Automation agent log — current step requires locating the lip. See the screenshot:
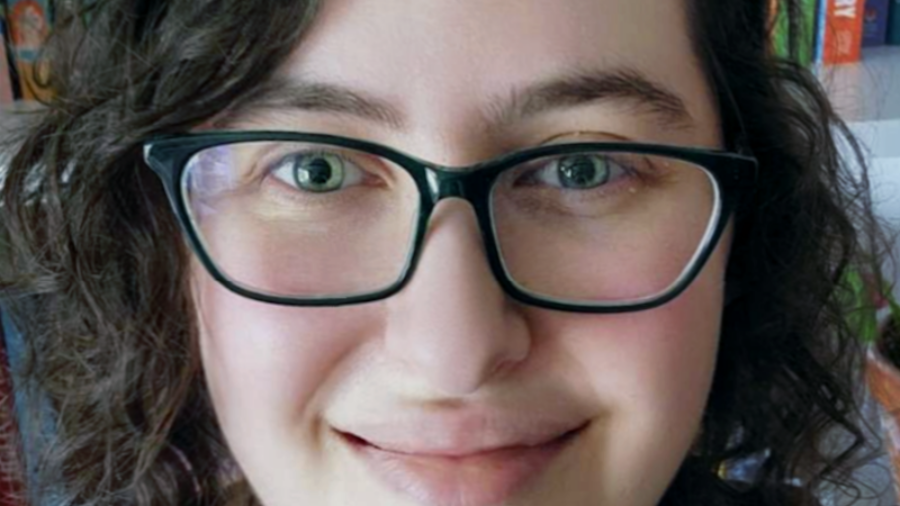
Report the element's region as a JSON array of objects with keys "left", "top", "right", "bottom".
[
  {"left": 333, "top": 410, "right": 587, "bottom": 456},
  {"left": 337, "top": 423, "right": 586, "bottom": 506}
]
